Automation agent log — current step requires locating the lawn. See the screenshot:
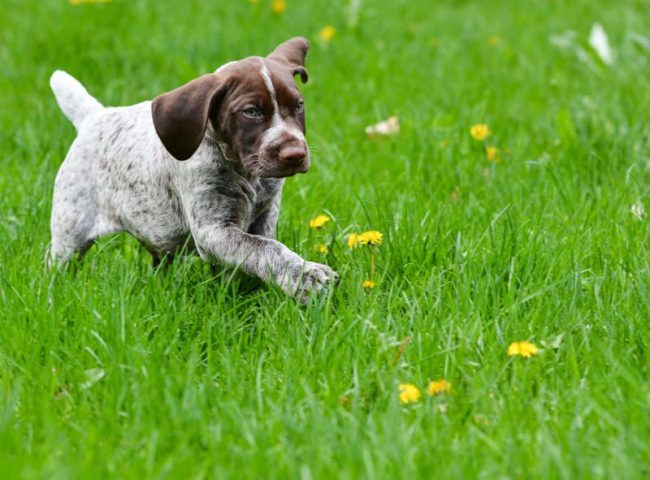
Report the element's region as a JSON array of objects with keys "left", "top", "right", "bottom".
[{"left": 2, "top": 0, "right": 650, "bottom": 478}]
